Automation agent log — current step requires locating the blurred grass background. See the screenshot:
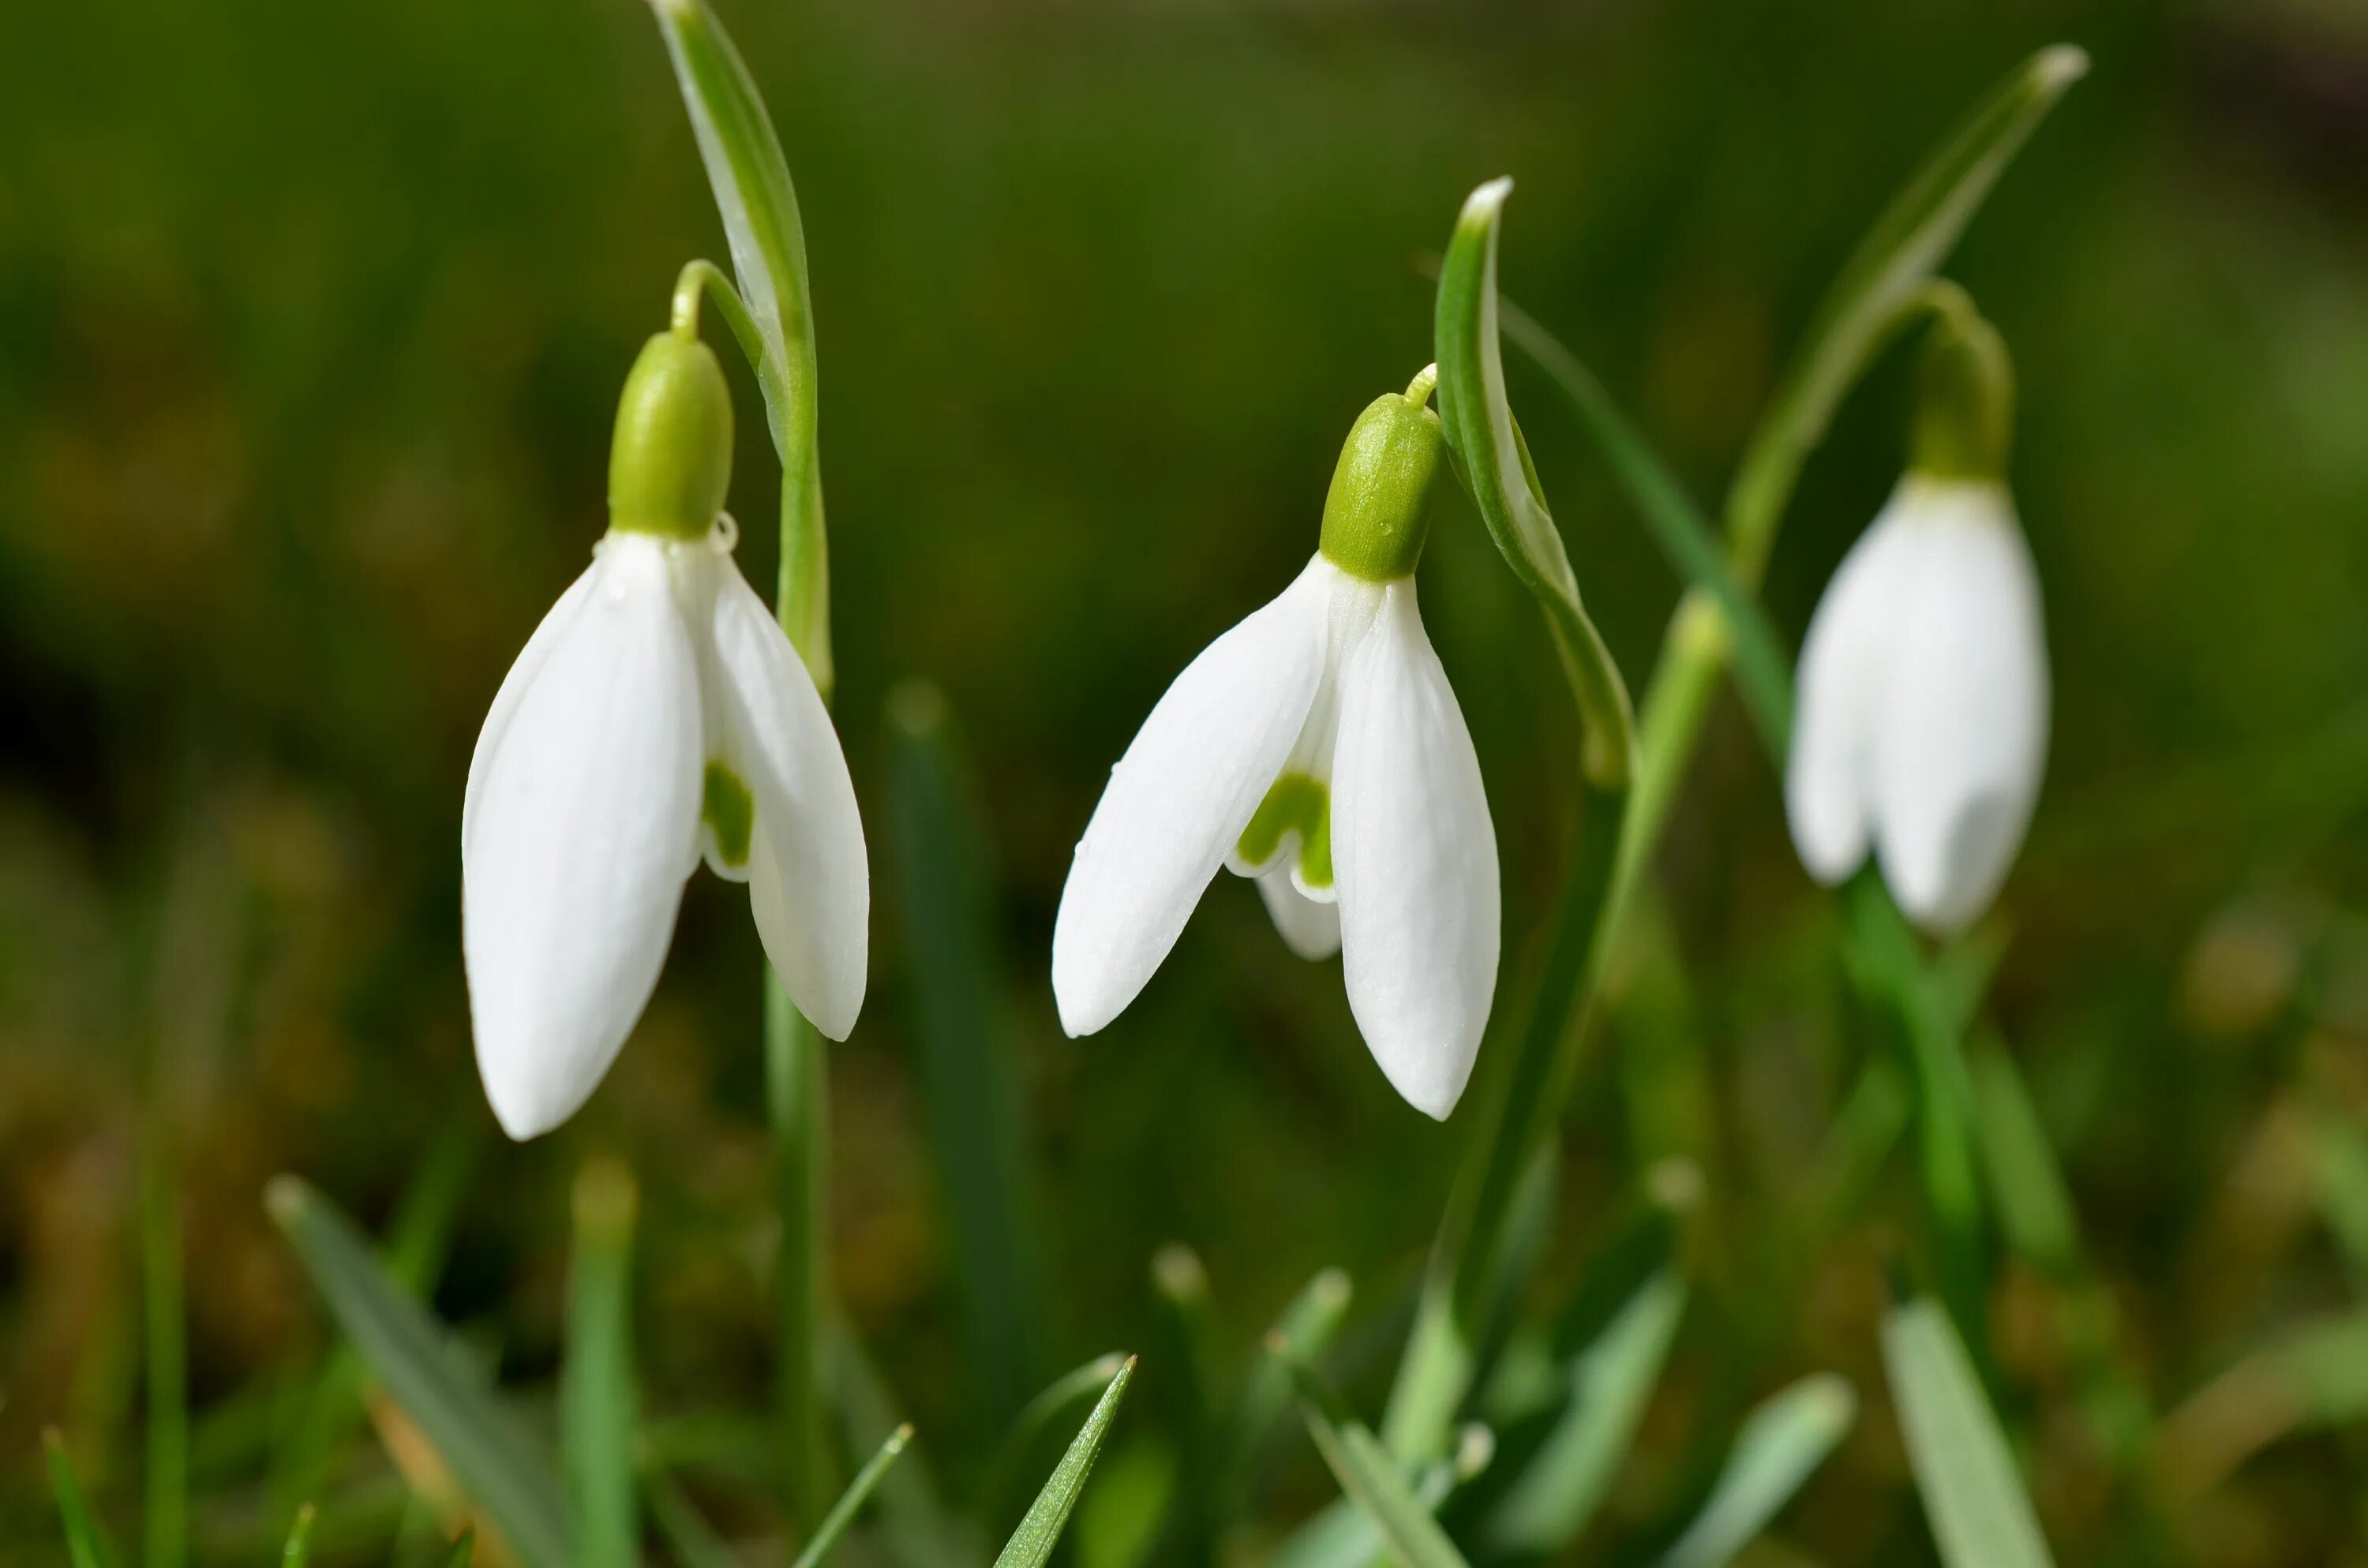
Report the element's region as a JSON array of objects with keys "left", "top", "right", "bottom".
[{"left": 2, "top": 0, "right": 2367, "bottom": 1562}]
